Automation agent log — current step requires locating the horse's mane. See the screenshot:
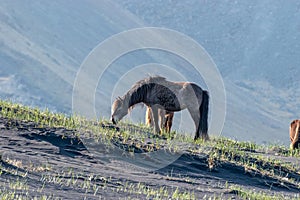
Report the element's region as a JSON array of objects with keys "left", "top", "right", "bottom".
[
  {"left": 130, "top": 76, "right": 166, "bottom": 90},
  {"left": 123, "top": 76, "right": 166, "bottom": 108}
]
